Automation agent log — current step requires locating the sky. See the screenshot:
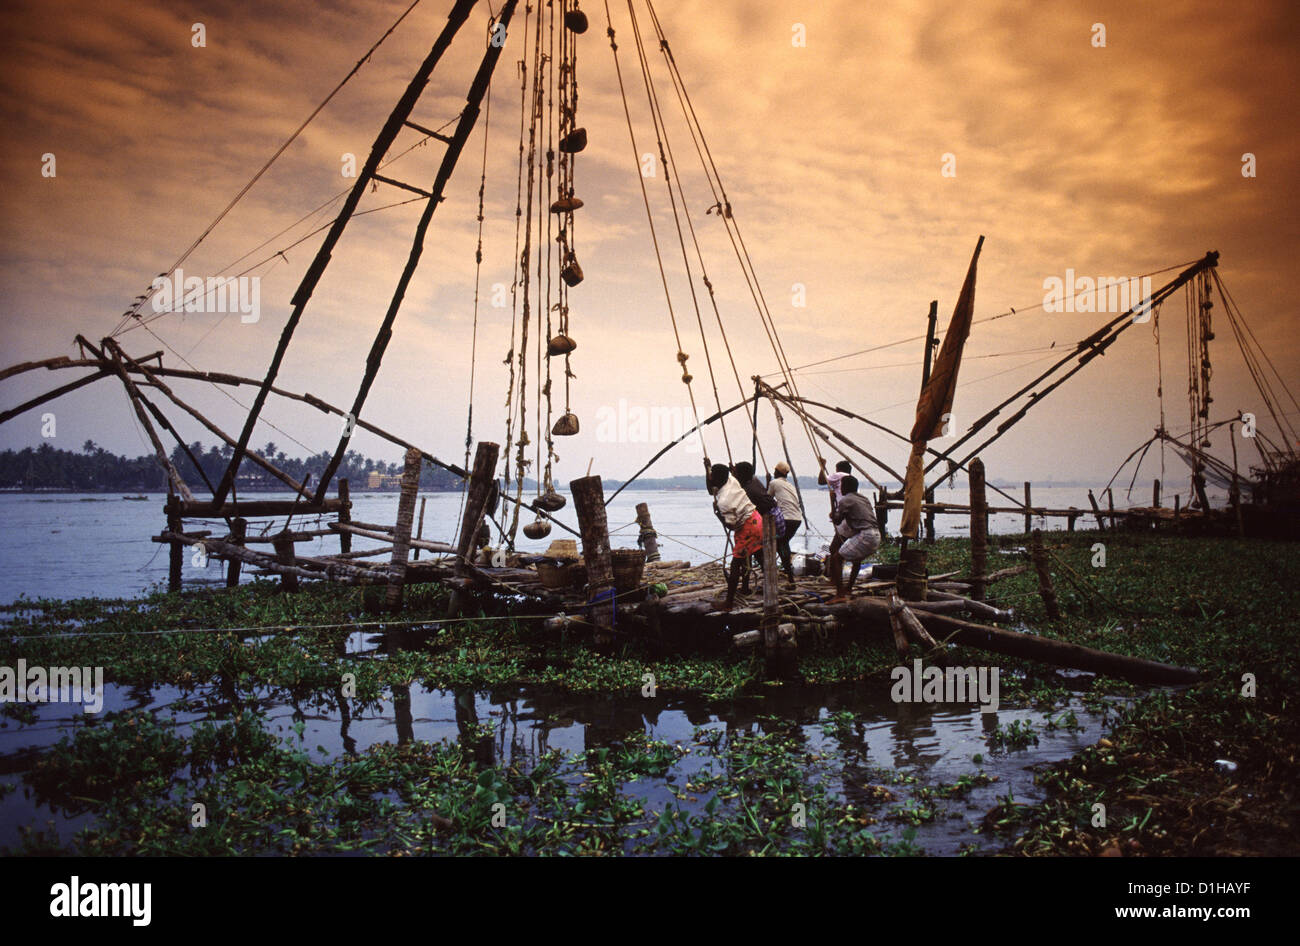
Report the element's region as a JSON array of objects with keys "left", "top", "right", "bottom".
[{"left": 1, "top": 0, "right": 1297, "bottom": 493}]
